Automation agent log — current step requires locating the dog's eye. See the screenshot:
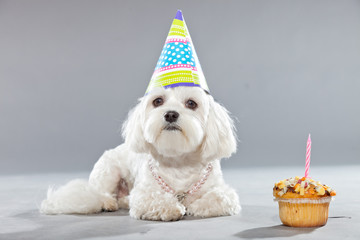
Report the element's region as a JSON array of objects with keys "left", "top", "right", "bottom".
[
  {"left": 153, "top": 97, "right": 164, "bottom": 107},
  {"left": 185, "top": 99, "right": 197, "bottom": 110}
]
